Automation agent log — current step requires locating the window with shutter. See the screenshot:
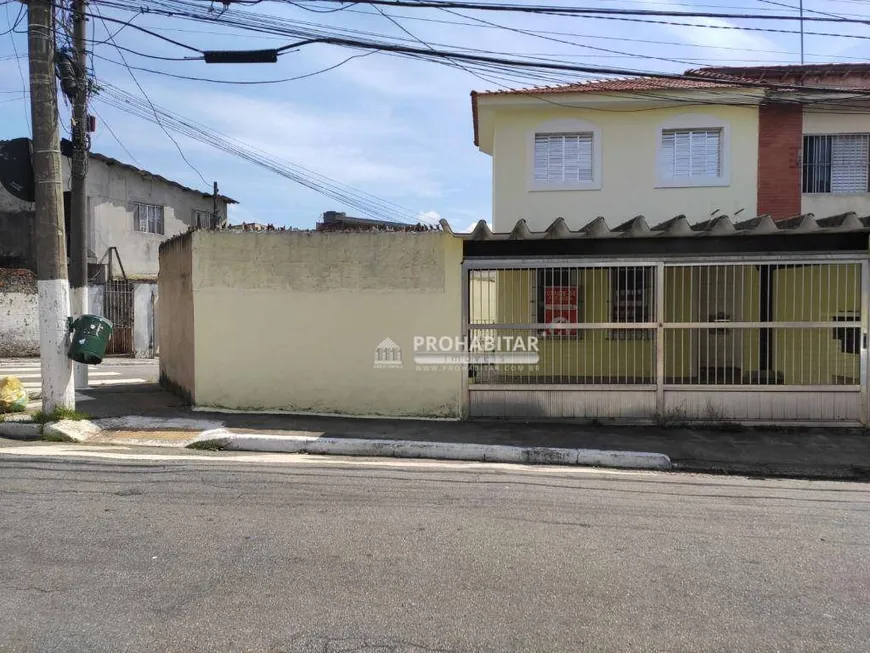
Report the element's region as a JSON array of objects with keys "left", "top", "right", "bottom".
[
  {"left": 803, "top": 134, "right": 870, "bottom": 194},
  {"left": 134, "top": 203, "right": 165, "bottom": 235},
  {"left": 534, "top": 133, "right": 594, "bottom": 184},
  {"left": 660, "top": 128, "right": 722, "bottom": 180}
]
